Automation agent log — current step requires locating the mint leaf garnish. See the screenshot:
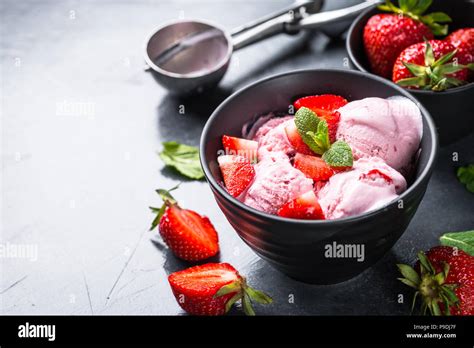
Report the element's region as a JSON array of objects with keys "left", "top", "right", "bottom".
[
  {"left": 440, "top": 230, "right": 474, "bottom": 256},
  {"left": 306, "top": 119, "right": 330, "bottom": 155},
  {"left": 457, "top": 164, "right": 474, "bottom": 193},
  {"left": 322, "top": 140, "right": 353, "bottom": 168},
  {"left": 294, "top": 106, "right": 354, "bottom": 167},
  {"left": 294, "top": 107, "right": 323, "bottom": 154},
  {"left": 159, "top": 141, "right": 204, "bottom": 180}
]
